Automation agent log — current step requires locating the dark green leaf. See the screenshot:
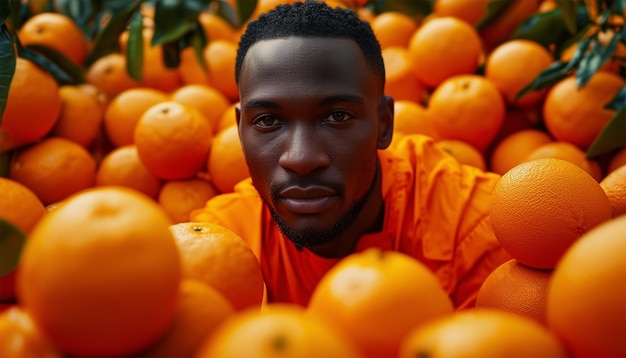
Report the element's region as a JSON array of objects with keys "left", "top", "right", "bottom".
[
  {"left": 516, "top": 61, "right": 571, "bottom": 99},
  {"left": 575, "top": 35, "right": 617, "bottom": 87},
  {"left": 24, "top": 44, "right": 85, "bottom": 84},
  {"left": 161, "top": 40, "right": 181, "bottom": 68},
  {"left": 0, "top": 219, "right": 26, "bottom": 276},
  {"left": 5, "top": 0, "right": 22, "bottom": 30},
  {"left": 556, "top": 23, "right": 595, "bottom": 58},
  {"left": 0, "top": 150, "right": 11, "bottom": 177},
  {"left": 476, "top": 0, "right": 513, "bottom": 30},
  {"left": 564, "top": 35, "right": 593, "bottom": 72},
  {"left": 18, "top": 45, "right": 73, "bottom": 84},
  {"left": 53, "top": 0, "right": 96, "bottom": 29},
  {"left": 0, "top": 25, "right": 16, "bottom": 125},
  {"left": 511, "top": 9, "right": 569, "bottom": 49},
  {"left": 189, "top": 26, "right": 207, "bottom": 71},
  {"left": 604, "top": 86, "right": 626, "bottom": 111},
  {"left": 370, "top": 0, "right": 432, "bottom": 18},
  {"left": 215, "top": 0, "right": 241, "bottom": 28},
  {"left": 555, "top": 0, "right": 579, "bottom": 34},
  {"left": 152, "top": 0, "right": 200, "bottom": 46},
  {"left": 85, "top": 0, "right": 142, "bottom": 66},
  {"left": 126, "top": 10, "right": 143, "bottom": 81},
  {"left": 586, "top": 107, "right": 626, "bottom": 158},
  {"left": 234, "top": 0, "right": 257, "bottom": 26},
  {"left": 613, "top": 0, "right": 625, "bottom": 15}
]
